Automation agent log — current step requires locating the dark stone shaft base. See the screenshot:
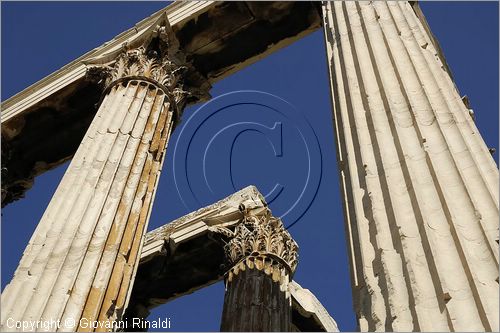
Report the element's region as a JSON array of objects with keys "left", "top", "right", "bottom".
[{"left": 220, "top": 267, "right": 291, "bottom": 332}]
